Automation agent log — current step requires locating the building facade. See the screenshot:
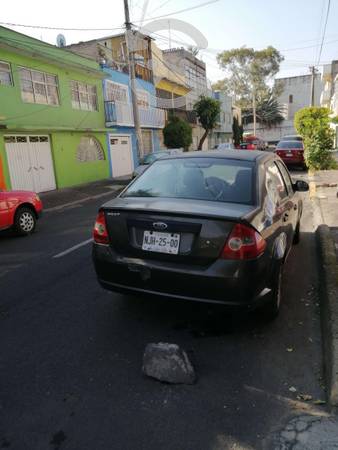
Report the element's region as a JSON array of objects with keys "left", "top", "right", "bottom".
[
  {"left": 67, "top": 33, "right": 166, "bottom": 168},
  {"left": 103, "top": 67, "right": 165, "bottom": 177},
  {"left": 0, "top": 26, "right": 110, "bottom": 192},
  {"left": 162, "top": 48, "right": 209, "bottom": 149},
  {"left": 244, "top": 73, "right": 324, "bottom": 143},
  {"left": 209, "top": 91, "right": 234, "bottom": 147},
  {"left": 320, "top": 61, "right": 338, "bottom": 147}
]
